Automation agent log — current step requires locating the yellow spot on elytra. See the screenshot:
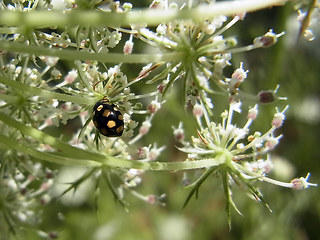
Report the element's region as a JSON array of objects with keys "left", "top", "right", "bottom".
[
  {"left": 96, "top": 105, "right": 103, "bottom": 111},
  {"left": 103, "top": 109, "right": 111, "bottom": 117},
  {"left": 116, "top": 125, "right": 124, "bottom": 133},
  {"left": 107, "top": 120, "right": 116, "bottom": 128},
  {"left": 118, "top": 115, "right": 123, "bottom": 120},
  {"left": 93, "top": 120, "right": 98, "bottom": 127}
]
